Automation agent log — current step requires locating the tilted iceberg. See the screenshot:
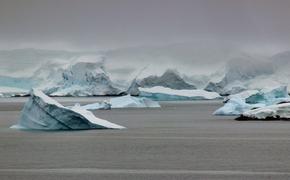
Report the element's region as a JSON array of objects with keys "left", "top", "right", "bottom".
[
  {"left": 237, "top": 103, "right": 290, "bottom": 120},
  {"left": 11, "top": 89, "right": 125, "bottom": 130},
  {"left": 139, "top": 86, "right": 221, "bottom": 101},
  {"left": 81, "top": 95, "right": 160, "bottom": 110}
]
